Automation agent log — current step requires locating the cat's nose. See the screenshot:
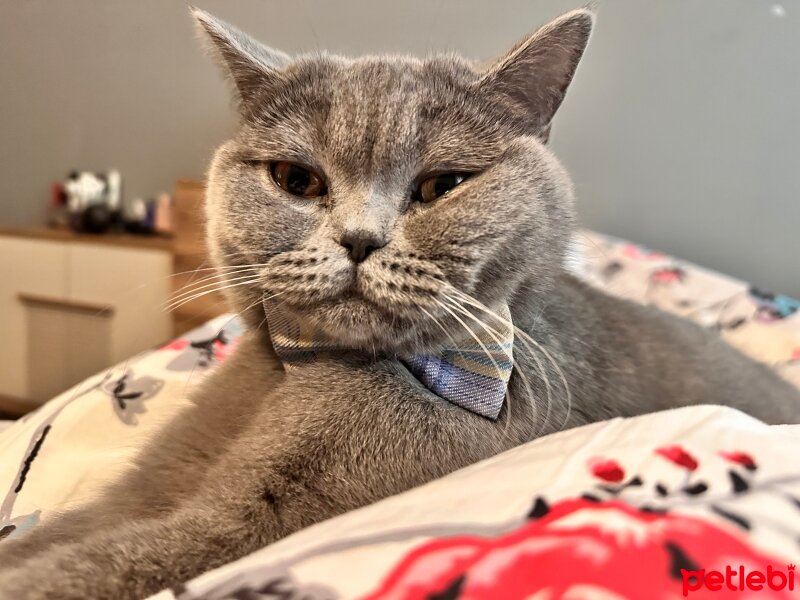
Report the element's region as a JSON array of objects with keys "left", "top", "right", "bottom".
[{"left": 339, "top": 229, "right": 387, "bottom": 263}]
